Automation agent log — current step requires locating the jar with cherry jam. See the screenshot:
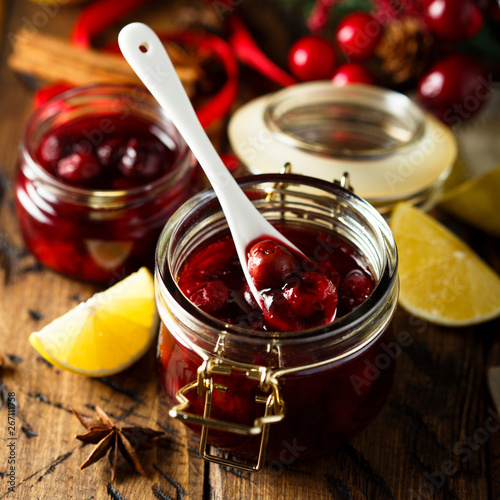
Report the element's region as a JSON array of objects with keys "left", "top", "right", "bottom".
[
  {"left": 155, "top": 174, "right": 398, "bottom": 471},
  {"left": 16, "top": 84, "right": 197, "bottom": 283}
]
